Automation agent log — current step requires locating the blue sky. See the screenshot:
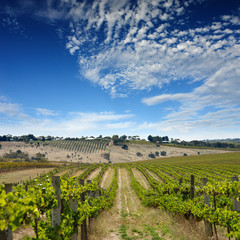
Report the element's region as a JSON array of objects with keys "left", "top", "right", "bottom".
[{"left": 0, "top": 0, "right": 240, "bottom": 141}]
